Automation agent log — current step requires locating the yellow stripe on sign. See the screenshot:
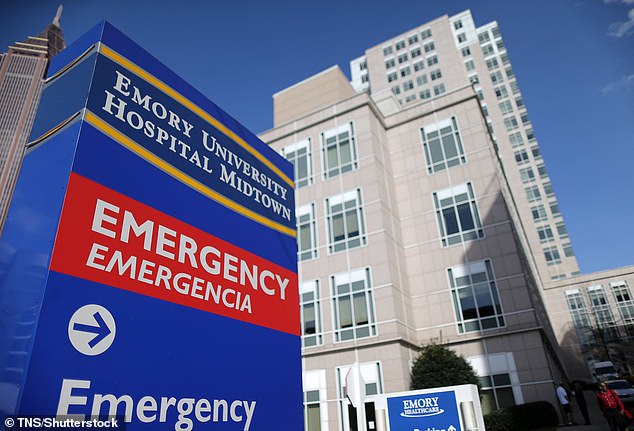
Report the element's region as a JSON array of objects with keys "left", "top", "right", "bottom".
[
  {"left": 98, "top": 44, "right": 294, "bottom": 188},
  {"left": 84, "top": 111, "right": 296, "bottom": 238}
]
